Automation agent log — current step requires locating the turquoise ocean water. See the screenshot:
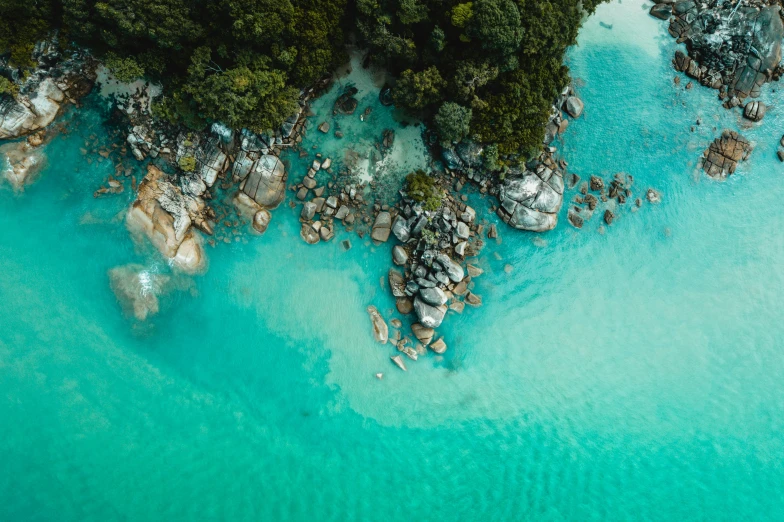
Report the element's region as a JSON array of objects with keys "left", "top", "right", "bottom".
[{"left": 2, "top": 1, "right": 784, "bottom": 520}]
